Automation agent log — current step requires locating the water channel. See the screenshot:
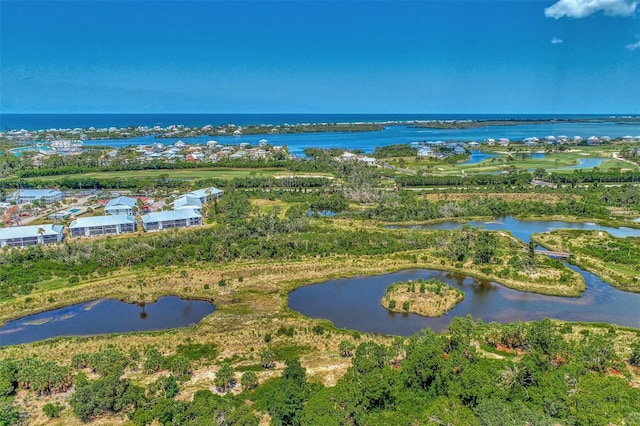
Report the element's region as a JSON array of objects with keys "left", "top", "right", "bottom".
[
  {"left": 289, "top": 217, "right": 640, "bottom": 335},
  {"left": 0, "top": 296, "right": 216, "bottom": 346}
]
